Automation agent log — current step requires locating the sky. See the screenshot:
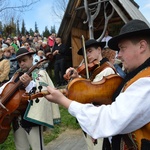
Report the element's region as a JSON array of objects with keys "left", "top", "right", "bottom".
[
  {"left": 20, "top": 0, "right": 150, "bottom": 34},
  {"left": 20, "top": 0, "right": 64, "bottom": 34}
]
